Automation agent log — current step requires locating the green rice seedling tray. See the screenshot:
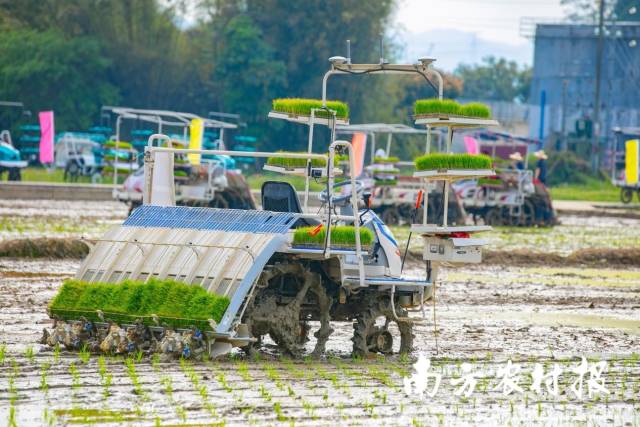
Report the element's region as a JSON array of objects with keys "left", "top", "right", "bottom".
[
  {"left": 266, "top": 154, "right": 327, "bottom": 170},
  {"left": 292, "top": 225, "right": 374, "bottom": 248},
  {"left": 477, "top": 177, "right": 505, "bottom": 187},
  {"left": 415, "top": 153, "right": 492, "bottom": 171},
  {"left": 373, "top": 178, "right": 398, "bottom": 186},
  {"left": 272, "top": 98, "right": 349, "bottom": 120},
  {"left": 48, "top": 279, "right": 230, "bottom": 331},
  {"left": 374, "top": 156, "right": 400, "bottom": 164},
  {"left": 104, "top": 141, "right": 134, "bottom": 150},
  {"left": 414, "top": 99, "right": 492, "bottom": 119}
]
